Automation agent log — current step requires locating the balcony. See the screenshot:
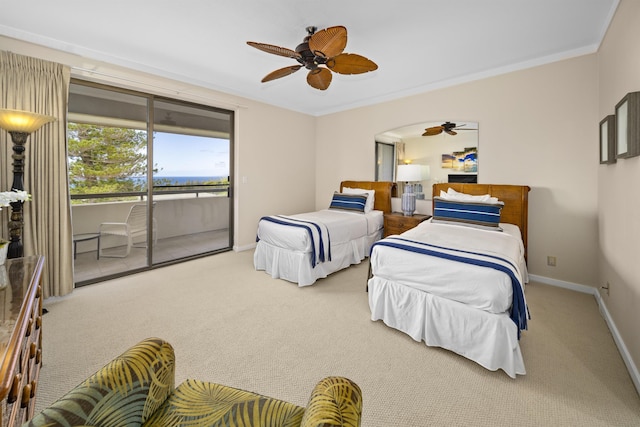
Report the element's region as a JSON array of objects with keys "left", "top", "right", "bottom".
[{"left": 71, "top": 186, "right": 231, "bottom": 285}]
